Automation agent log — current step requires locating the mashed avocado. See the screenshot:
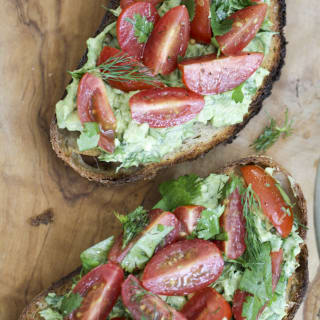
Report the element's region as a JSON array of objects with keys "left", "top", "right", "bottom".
[{"left": 56, "top": 0, "right": 275, "bottom": 169}]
